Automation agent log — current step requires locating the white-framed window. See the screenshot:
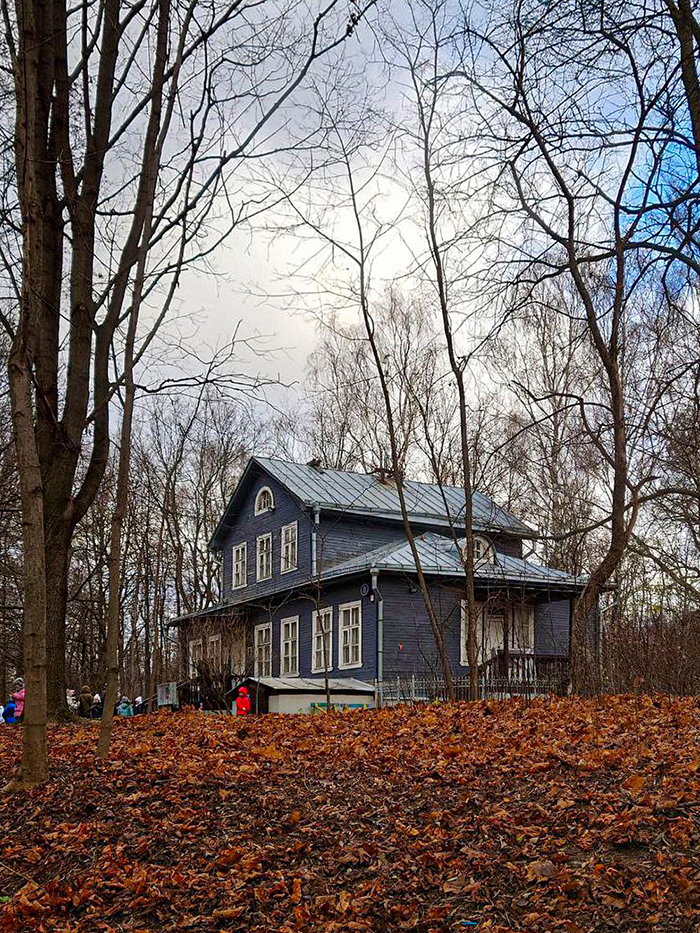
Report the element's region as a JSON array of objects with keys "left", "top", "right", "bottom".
[
  {"left": 311, "top": 607, "right": 333, "bottom": 674},
  {"left": 232, "top": 542, "right": 247, "bottom": 588},
  {"left": 254, "top": 486, "right": 275, "bottom": 515},
  {"left": 207, "top": 634, "right": 222, "bottom": 669},
  {"left": 189, "top": 638, "right": 203, "bottom": 677},
  {"left": 257, "top": 533, "right": 272, "bottom": 581},
  {"left": 460, "top": 601, "right": 469, "bottom": 666},
  {"left": 280, "top": 616, "right": 299, "bottom": 676},
  {"left": 254, "top": 622, "right": 272, "bottom": 677},
  {"left": 338, "top": 601, "right": 362, "bottom": 669},
  {"left": 281, "top": 522, "right": 298, "bottom": 573}
]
